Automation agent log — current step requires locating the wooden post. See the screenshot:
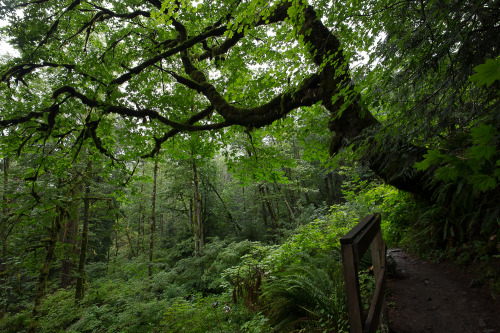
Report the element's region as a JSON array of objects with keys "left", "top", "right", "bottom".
[
  {"left": 340, "top": 213, "right": 387, "bottom": 333},
  {"left": 341, "top": 244, "right": 363, "bottom": 332}
]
